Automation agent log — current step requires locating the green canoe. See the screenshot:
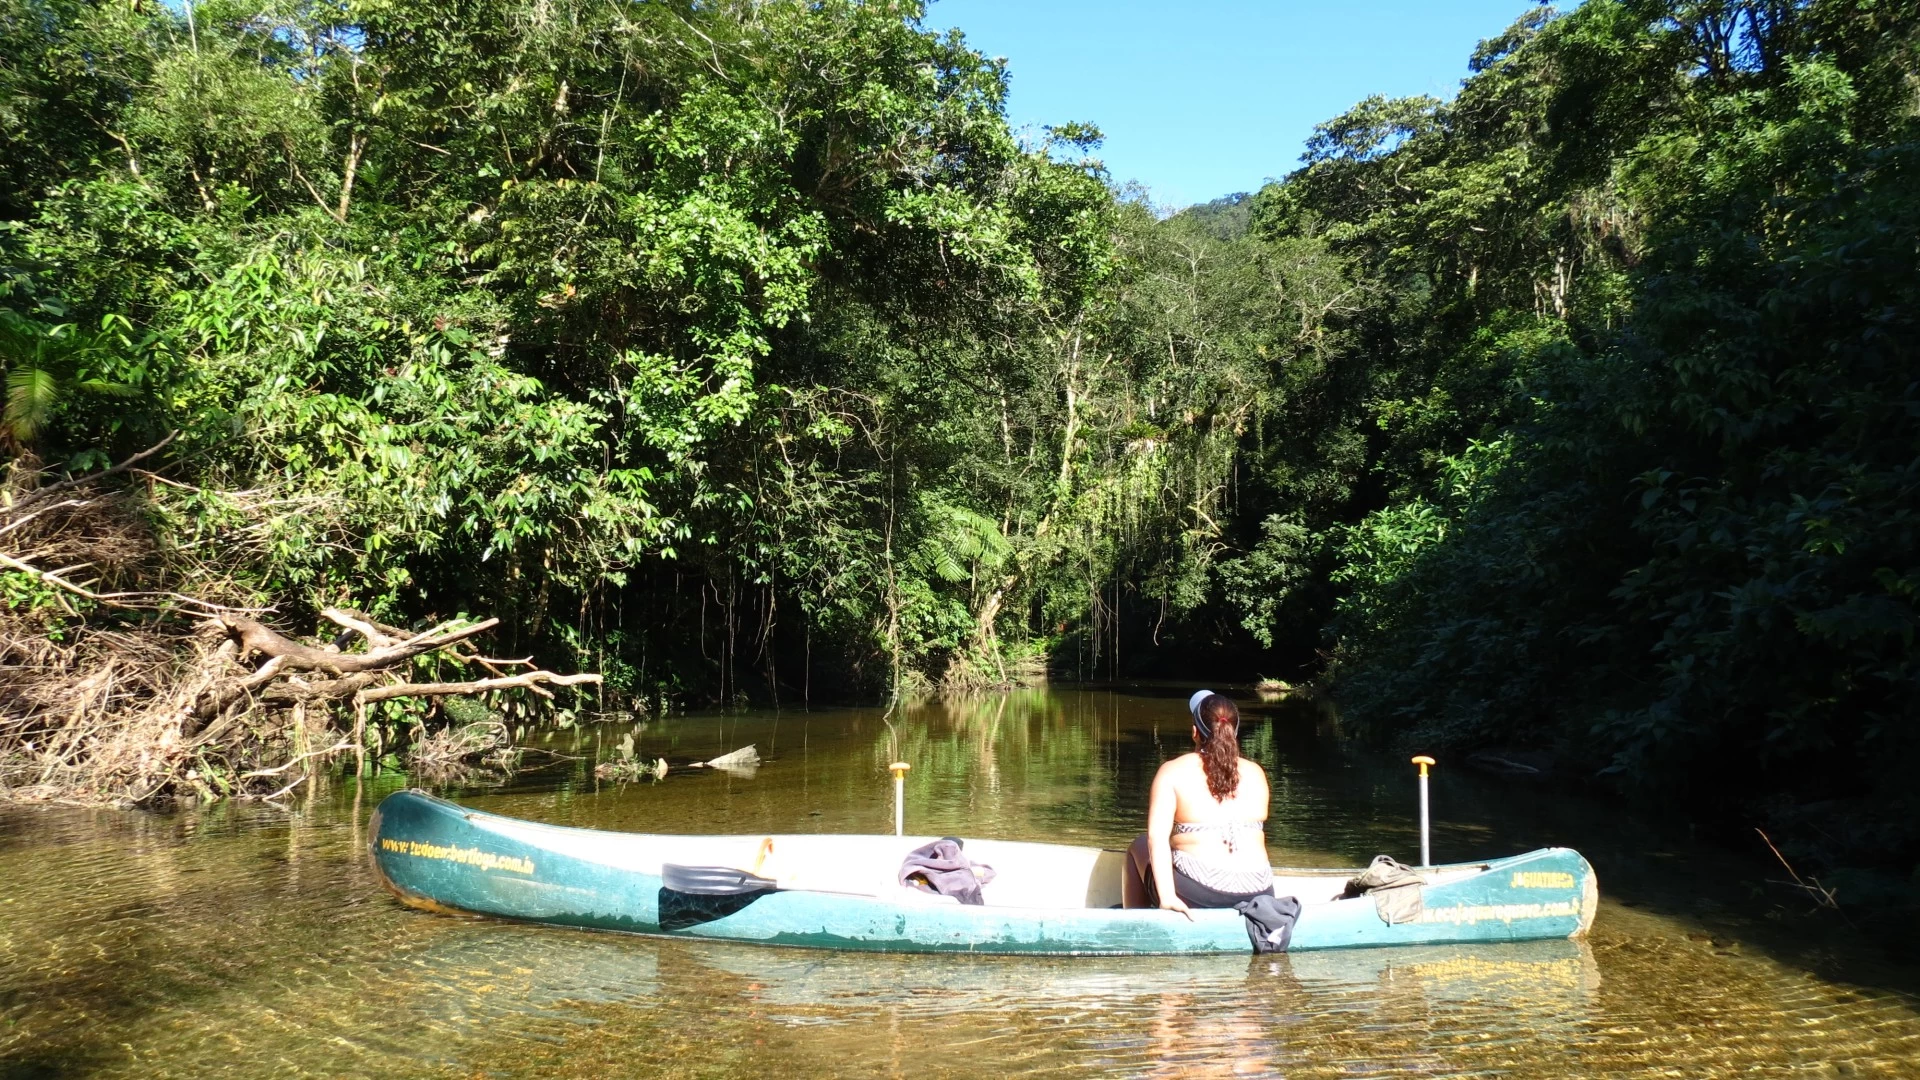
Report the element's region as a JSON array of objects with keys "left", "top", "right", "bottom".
[{"left": 369, "top": 789, "right": 1599, "bottom": 955}]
